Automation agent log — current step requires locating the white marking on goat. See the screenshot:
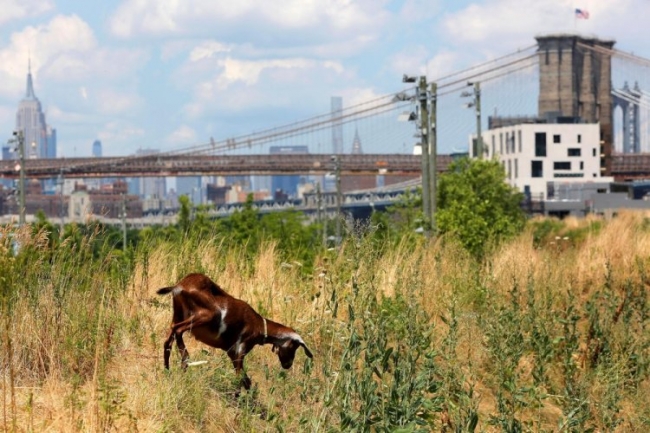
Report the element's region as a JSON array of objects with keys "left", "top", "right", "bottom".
[
  {"left": 172, "top": 287, "right": 182, "bottom": 296},
  {"left": 283, "top": 332, "right": 304, "bottom": 344},
  {"left": 218, "top": 308, "right": 228, "bottom": 336},
  {"left": 235, "top": 336, "right": 243, "bottom": 355}
]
